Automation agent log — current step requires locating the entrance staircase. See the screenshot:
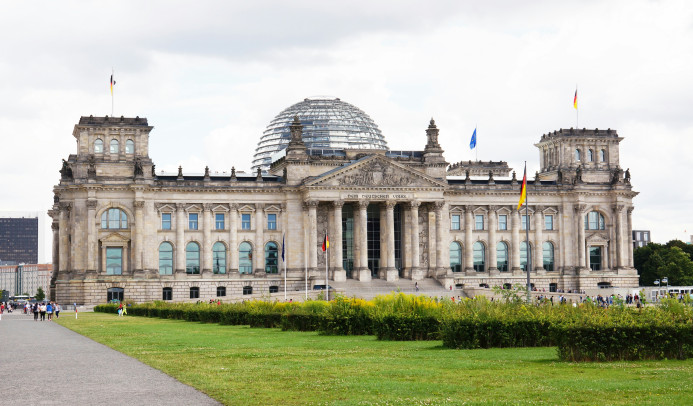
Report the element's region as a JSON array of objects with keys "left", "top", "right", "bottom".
[{"left": 329, "top": 278, "right": 456, "bottom": 300}]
